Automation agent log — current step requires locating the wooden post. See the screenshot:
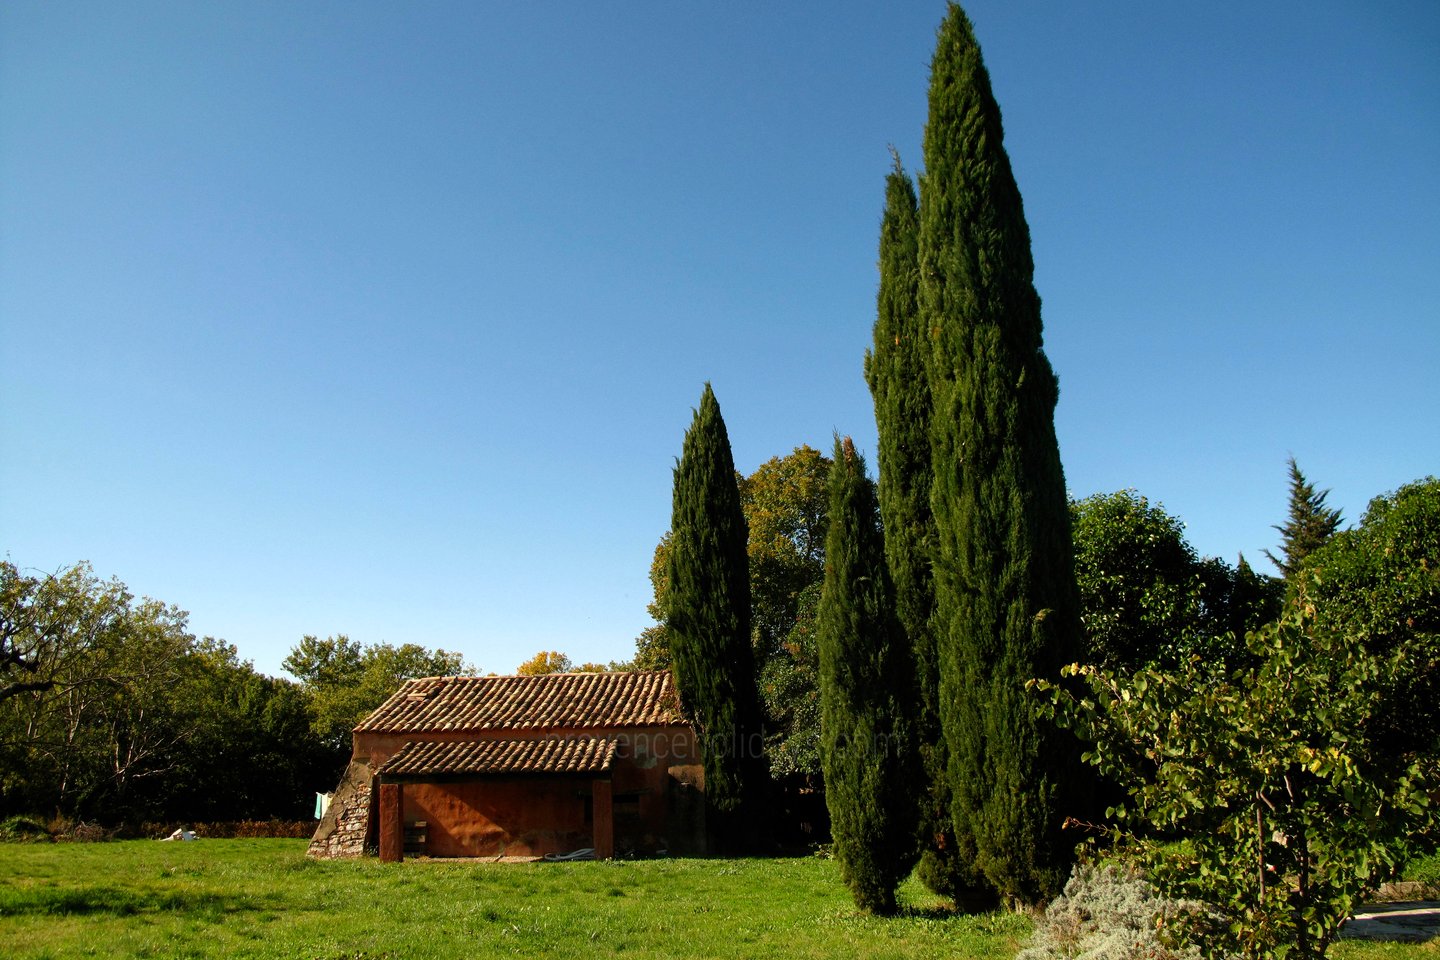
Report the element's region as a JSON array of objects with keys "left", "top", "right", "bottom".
[
  {"left": 379, "top": 782, "right": 404, "bottom": 863},
  {"left": 592, "top": 778, "right": 614, "bottom": 860}
]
